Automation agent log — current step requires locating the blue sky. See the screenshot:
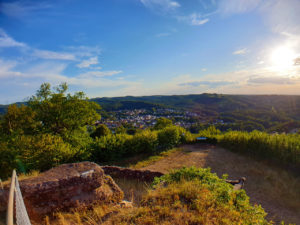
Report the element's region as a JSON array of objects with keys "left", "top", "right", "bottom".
[{"left": 0, "top": 0, "right": 299, "bottom": 103}]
